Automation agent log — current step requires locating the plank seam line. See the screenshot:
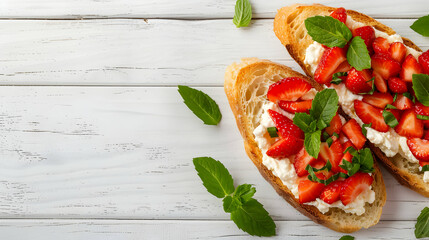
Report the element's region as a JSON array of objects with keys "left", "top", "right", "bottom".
[
  {"left": 0, "top": 17, "right": 418, "bottom": 21},
  {"left": 0, "top": 218, "right": 416, "bottom": 222}
]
